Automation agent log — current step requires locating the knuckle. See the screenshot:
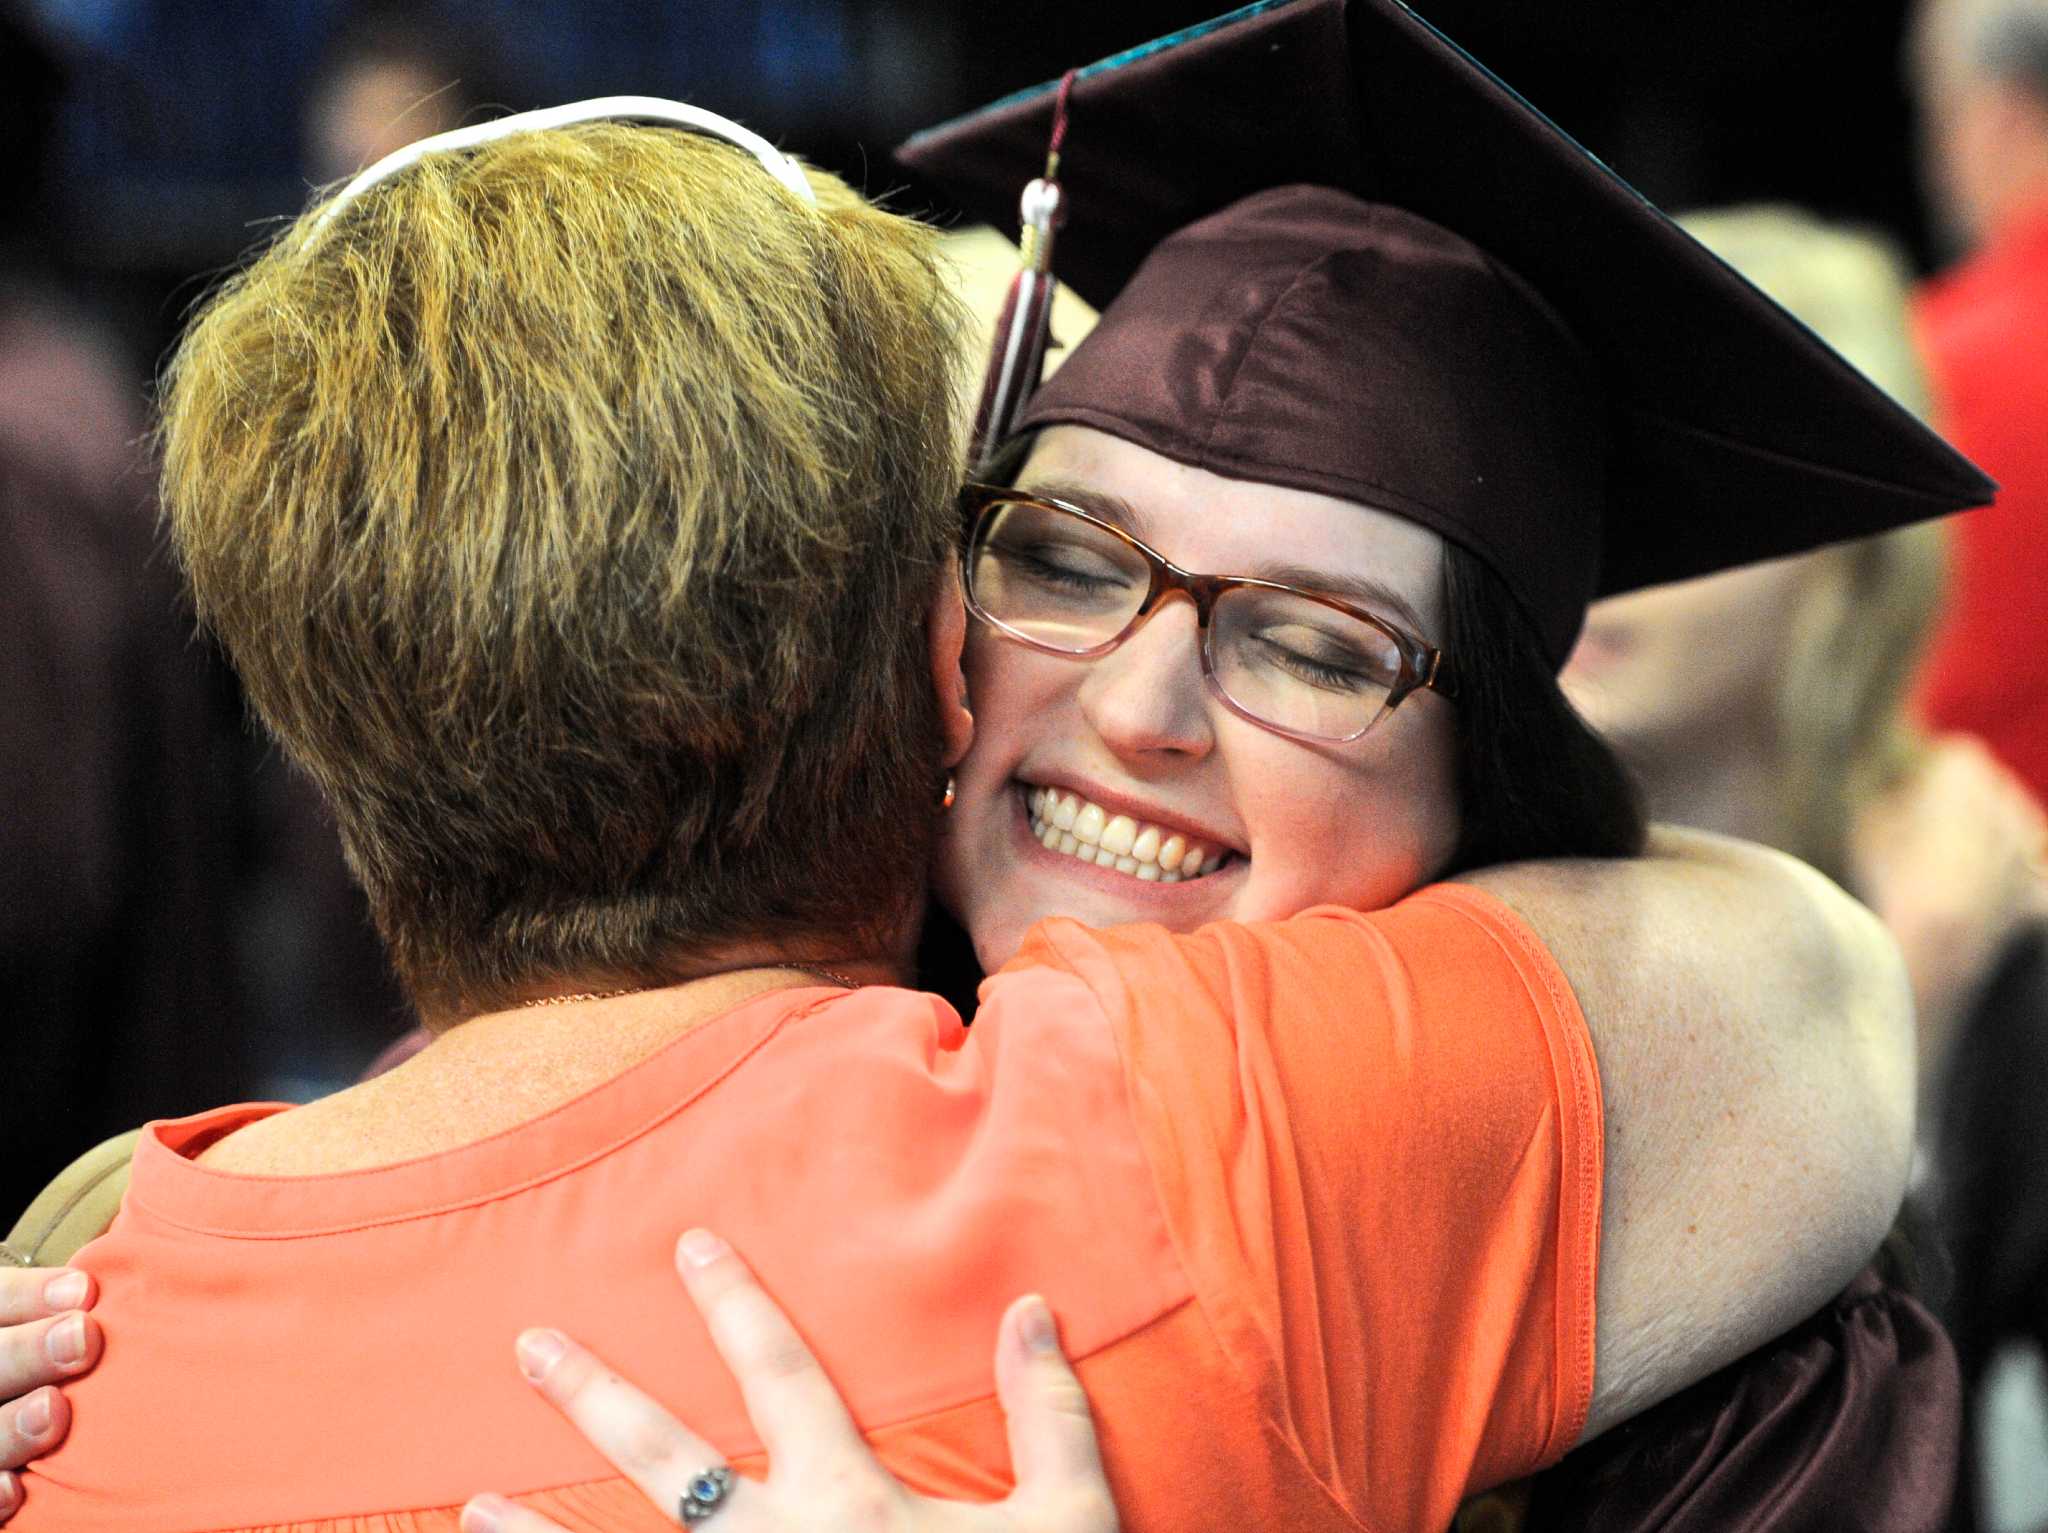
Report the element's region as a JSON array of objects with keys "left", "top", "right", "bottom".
[
  {"left": 0, "top": 1330, "right": 33, "bottom": 1395},
  {"left": 0, "top": 1399, "right": 51, "bottom": 1470},
  {"left": 607, "top": 1390, "right": 685, "bottom": 1476},
  {"left": 719, "top": 1291, "right": 814, "bottom": 1379},
  {"left": 1036, "top": 1372, "right": 1095, "bottom": 1422},
  {"left": 825, "top": 1474, "right": 896, "bottom": 1533},
  {"left": 0, "top": 1276, "right": 36, "bottom": 1326},
  {"left": 751, "top": 1329, "right": 817, "bottom": 1383}
]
